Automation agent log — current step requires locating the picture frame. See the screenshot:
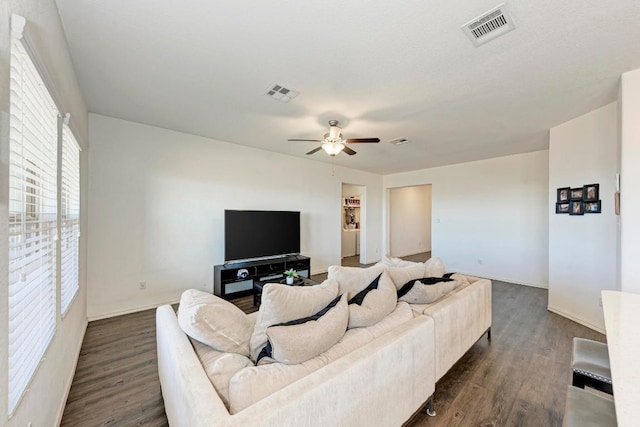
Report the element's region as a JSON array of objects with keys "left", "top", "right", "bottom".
[
  {"left": 556, "top": 202, "right": 570, "bottom": 214},
  {"left": 569, "top": 200, "right": 584, "bottom": 215},
  {"left": 584, "top": 200, "right": 601, "bottom": 214},
  {"left": 583, "top": 183, "right": 599, "bottom": 202},
  {"left": 557, "top": 187, "right": 570, "bottom": 203},
  {"left": 570, "top": 188, "right": 584, "bottom": 201}
]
